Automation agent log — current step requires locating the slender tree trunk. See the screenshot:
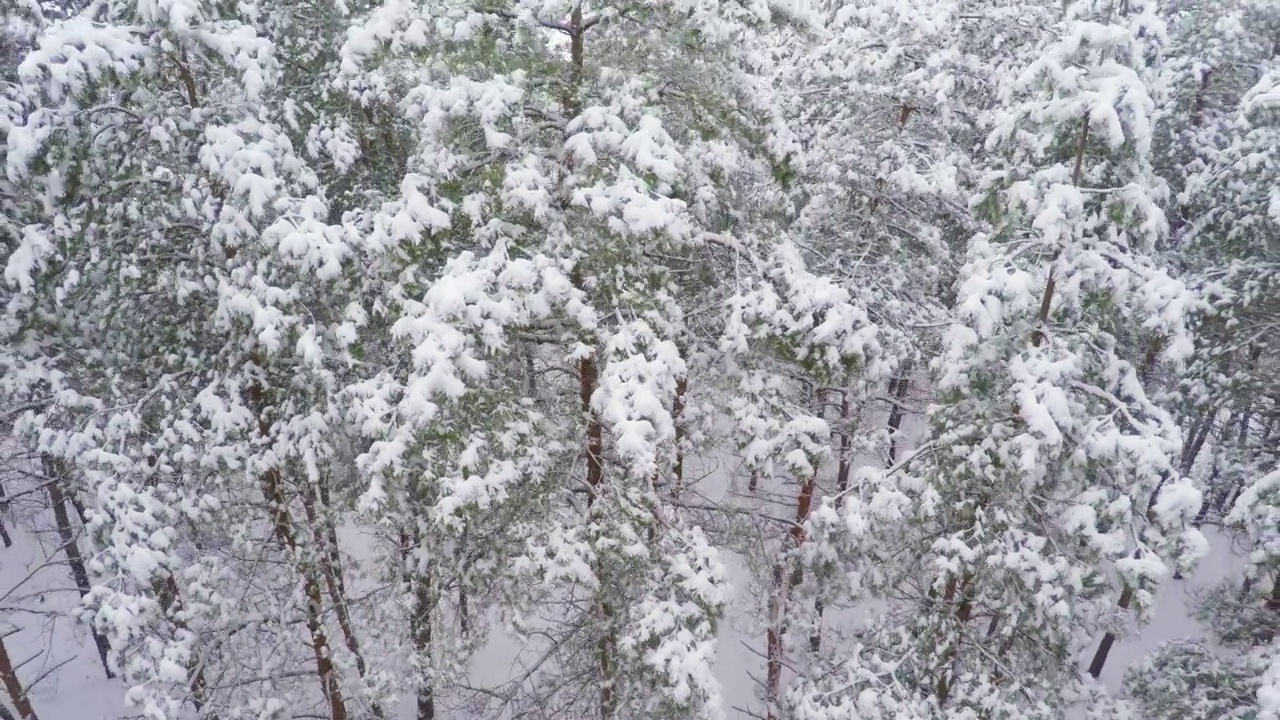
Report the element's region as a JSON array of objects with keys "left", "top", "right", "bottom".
[
  {"left": 249, "top": 369, "right": 348, "bottom": 720},
  {"left": 933, "top": 569, "right": 976, "bottom": 708},
  {"left": 457, "top": 526, "right": 472, "bottom": 638},
  {"left": 1087, "top": 587, "right": 1132, "bottom": 678},
  {"left": 672, "top": 376, "right": 687, "bottom": 503},
  {"left": 768, "top": 438, "right": 818, "bottom": 720},
  {"left": 1181, "top": 416, "right": 1213, "bottom": 476},
  {"left": 41, "top": 455, "right": 113, "bottom": 679},
  {"left": 0, "top": 634, "right": 37, "bottom": 720},
  {"left": 885, "top": 362, "right": 912, "bottom": 465},
  {"left": 765, "top": 562, "right": 787, "bottom": 720},
  {"left": 414, "top": 583, "right": 436, "bottom": 720},
  {"left": 813, "top": 389, "right": 855, "bottom": 653},
  {"left": 1087, "top": 548, "right": 1143, "bottom": 678},
  {"left": 572, "top": 272, "right": 616, "bottom": 718},
  {"left": 560, "top": 10, "right": 618, "bottom": 718},
  {"left": 835, "top": 391, "right": 852, "bottom": 497},
  {"left": 300, "top": 478, "right": 382, "bottom": 718},
  {"left": 579, "top": 344, "right": 616, "bottom": 719},
  {"left": 157, "top": 575, "right": 214, "bottom": 716},
  {"left": 260, "top": 465, "right": 347, "bottom": 720},
  {"left": 1031, "top": 112, "right": 1090, "bottom": 347},
  {"left": 402, "top": 529, "right": 436, "bottom": 720}
]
